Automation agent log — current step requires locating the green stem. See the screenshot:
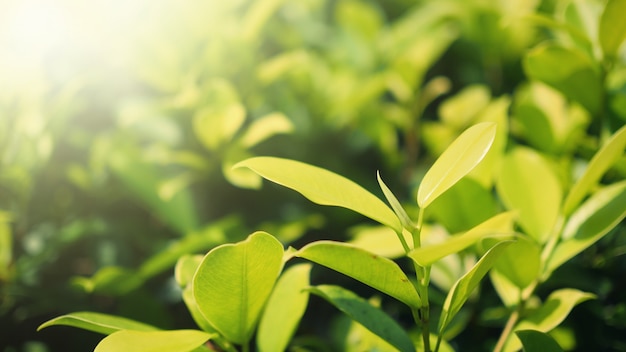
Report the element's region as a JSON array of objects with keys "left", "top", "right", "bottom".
[
  {"left": 411, "top": 207, "right": 431, "bottom": 352},
  {"left": 493, "top": 305, "right": 521, "bottom": 352}
]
